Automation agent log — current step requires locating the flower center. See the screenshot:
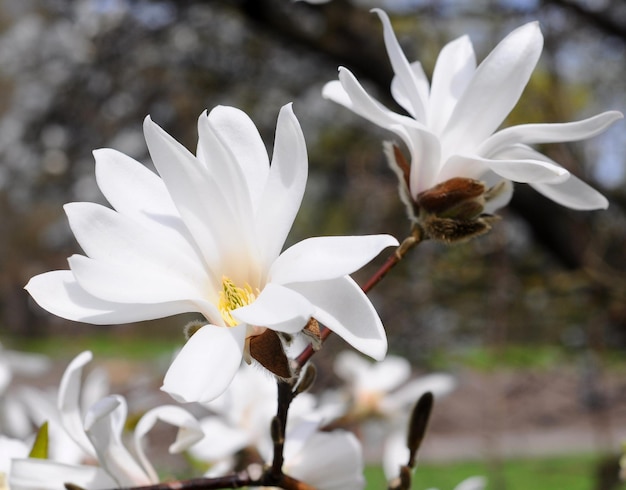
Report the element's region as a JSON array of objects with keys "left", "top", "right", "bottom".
[{"left": 218, "top": 276, "right": 257, "bottom": 327}]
